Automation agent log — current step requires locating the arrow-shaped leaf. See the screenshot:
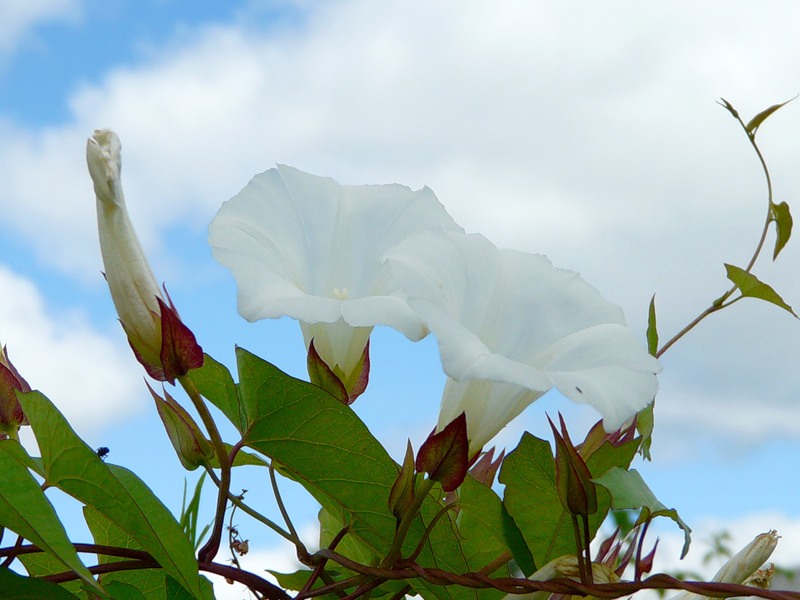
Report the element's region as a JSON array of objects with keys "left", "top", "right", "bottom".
[
  {"left": 724, "top": 264, "right": 797, "bottom": 317},
  {"left": 594, "top": 466, "right": 691, "bottom": 558},
  {"left": 0, "top": 441, "right": 97, "bottom": 592}
]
